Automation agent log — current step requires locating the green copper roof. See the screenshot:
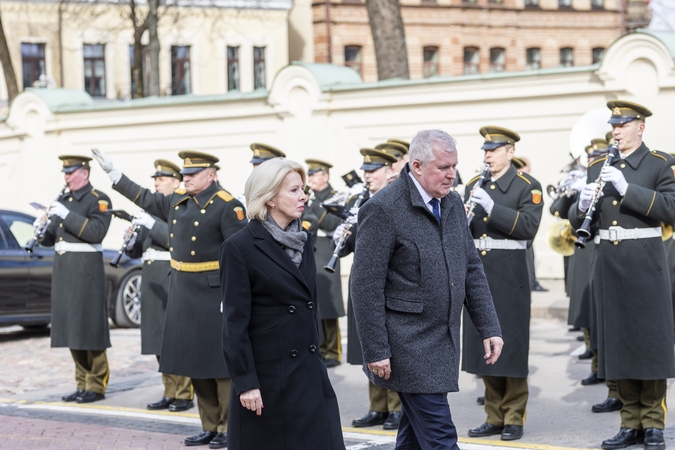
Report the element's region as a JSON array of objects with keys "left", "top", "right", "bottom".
[
  {"left": 290, "top": 61, "right": 363, "bottom": 89},
  {"left": 633, "top": 29, "right": 675, "bottom": 61}
]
